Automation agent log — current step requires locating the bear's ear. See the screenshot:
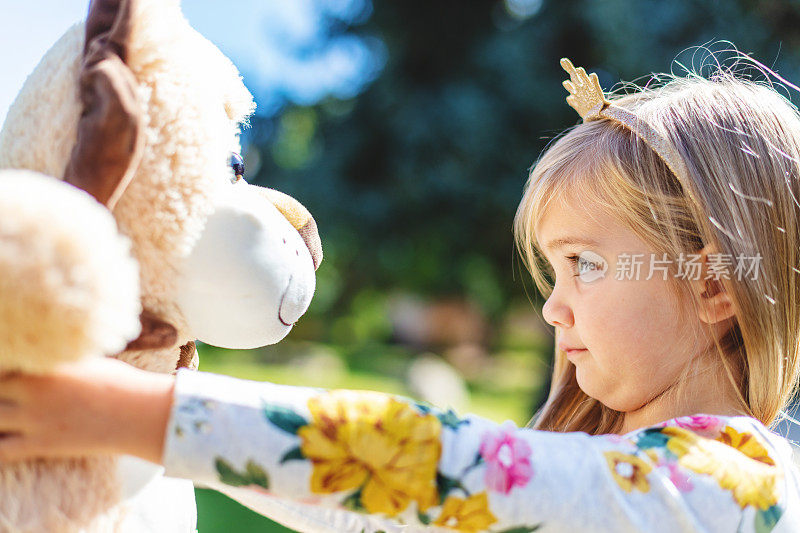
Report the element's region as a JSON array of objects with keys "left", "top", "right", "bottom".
[{"left": 64, "top": 0, "right": 143, "bottom": 210}]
